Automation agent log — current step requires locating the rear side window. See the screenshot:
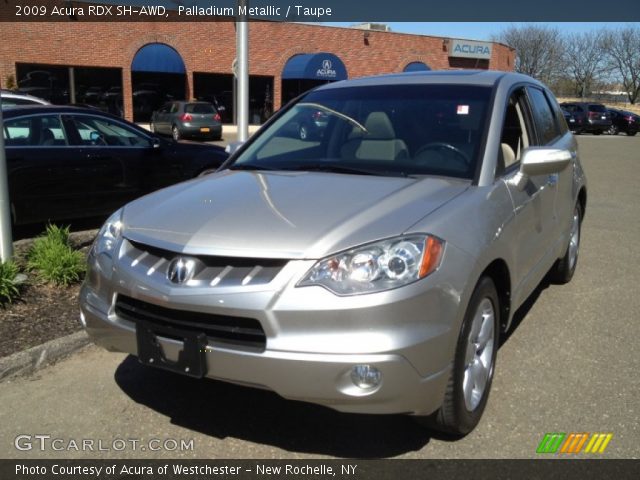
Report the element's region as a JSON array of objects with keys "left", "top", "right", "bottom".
[
  {"left": 3, "top": 115, "right": 67, "bottom": 146},
  {"left": 588, "top": 104, "right": 606, "bottom": 113},
  {"left": 527, "top": 87, "right": 560, "bottom": 145},
  {"left": 186, "top": 103, "right": 216, "bottom": 114}
]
